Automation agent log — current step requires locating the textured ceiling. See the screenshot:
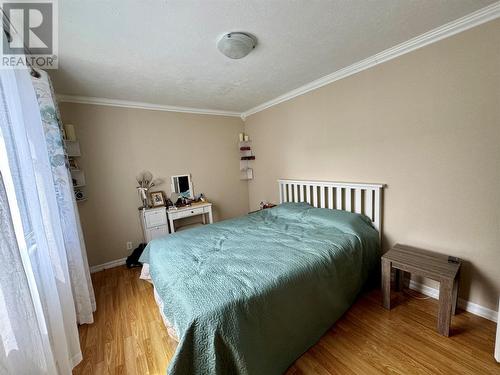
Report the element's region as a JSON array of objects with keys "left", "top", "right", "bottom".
[{"left": 52, "top": 0, "right": 496, "bottom": 112}]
